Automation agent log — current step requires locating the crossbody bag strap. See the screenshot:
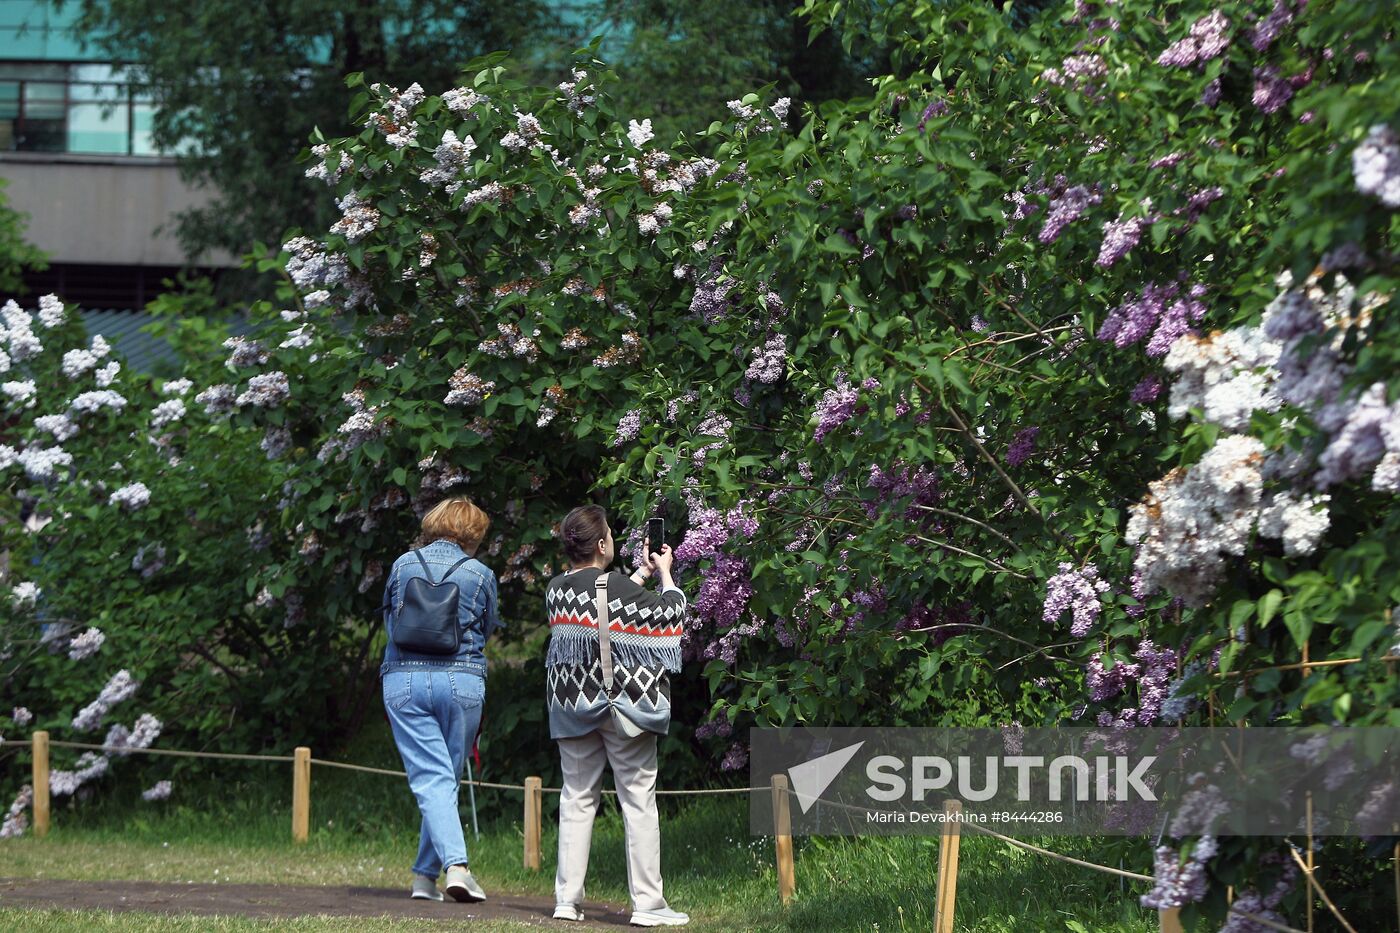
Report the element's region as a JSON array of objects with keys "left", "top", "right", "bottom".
[{"left": 594, "top": 575, "right": 615, "bottom": 692}]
